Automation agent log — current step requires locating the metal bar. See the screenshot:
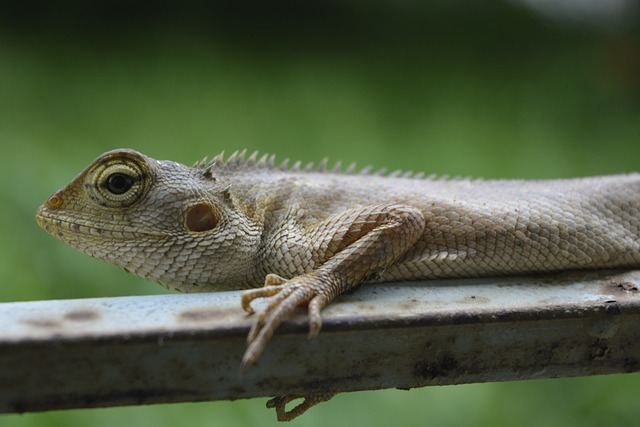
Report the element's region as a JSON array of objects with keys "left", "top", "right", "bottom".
[{"left": 1, "top": 270, "right": 639, "bottom": 413}]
